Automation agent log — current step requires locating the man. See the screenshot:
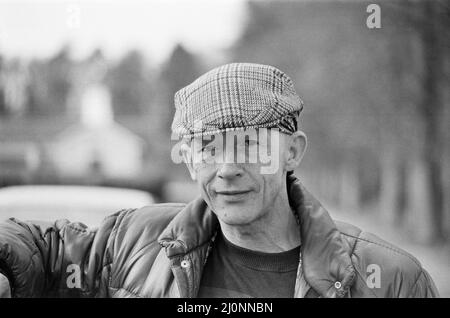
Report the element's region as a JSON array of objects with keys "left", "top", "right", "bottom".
[{"left": 0, "top": 63, "right": 439, "bottom": 298}]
